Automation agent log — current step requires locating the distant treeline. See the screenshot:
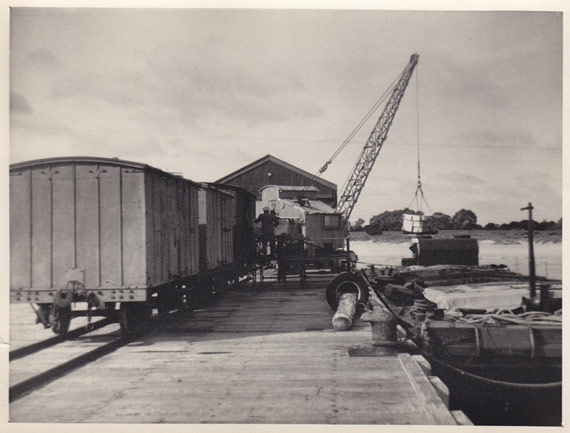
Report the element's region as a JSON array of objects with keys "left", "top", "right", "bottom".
[{"left": 350, "top": 208, "right": 562, "bottom": 234}]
